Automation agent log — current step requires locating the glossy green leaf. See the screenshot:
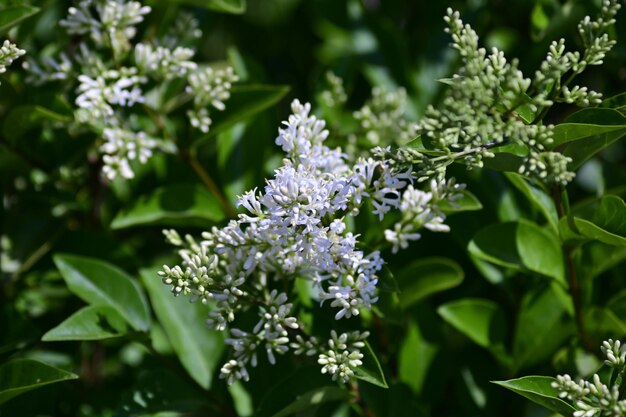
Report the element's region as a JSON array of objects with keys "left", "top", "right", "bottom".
[
  {"left": 353, "top": 341, "right": 388, "bottom": 388},
  {"left": 396, "top": 257, "right": 464, "bottom": 309},
  {"left": 437, "top": 299, "right": 507, "bottom": 350},
  {"left": 0, "top": 359, "right": 78, "bottom": 405},
  {"left": 468, "top": 220, "right": 565, "bottom": 283},
  {"left": 505, "top": 173, "right": 558, "bottom": 230},
  {"left": 42, "top": 305, "right": 128, "bottom": 341},
  {"left": 111, "top": 183, "right": 225, "bottom": 229},
  {"left": 141, "top": 268, "right": 224, "bottom": 390},
  {"left": 551, "top": 109, "right": 626, "bottom": 169},
  {"left": 167, "top": 0, "right": 246, "bottom": 14},
  {"left": 438, "top": 190, "right": 482, "bottom": 214},
  {"left": 269, "top": 386, "right": 349, "bottom": 417},
  {"left": 513, "top": 285, "right": 573, "bottom": 370},
  {"left": 54, "top": 254, "right": 151, "bottom": 332},
  {"left": 0, "top": 5, "right": 40, "bottom": 33},
  {"left": 194, "top": 84, "right": 290, "bottom": 146},
  {"left": 493, "top": 376, "right": 576, "bottom": 415}
]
